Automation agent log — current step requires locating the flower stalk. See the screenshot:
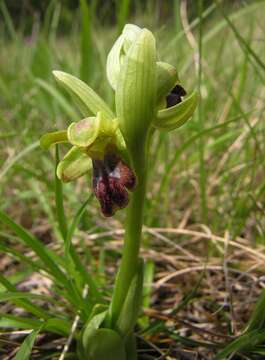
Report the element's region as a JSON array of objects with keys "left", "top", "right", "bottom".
[{"left": 110, "top": 144, "right": 148, "bottom": 326}]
